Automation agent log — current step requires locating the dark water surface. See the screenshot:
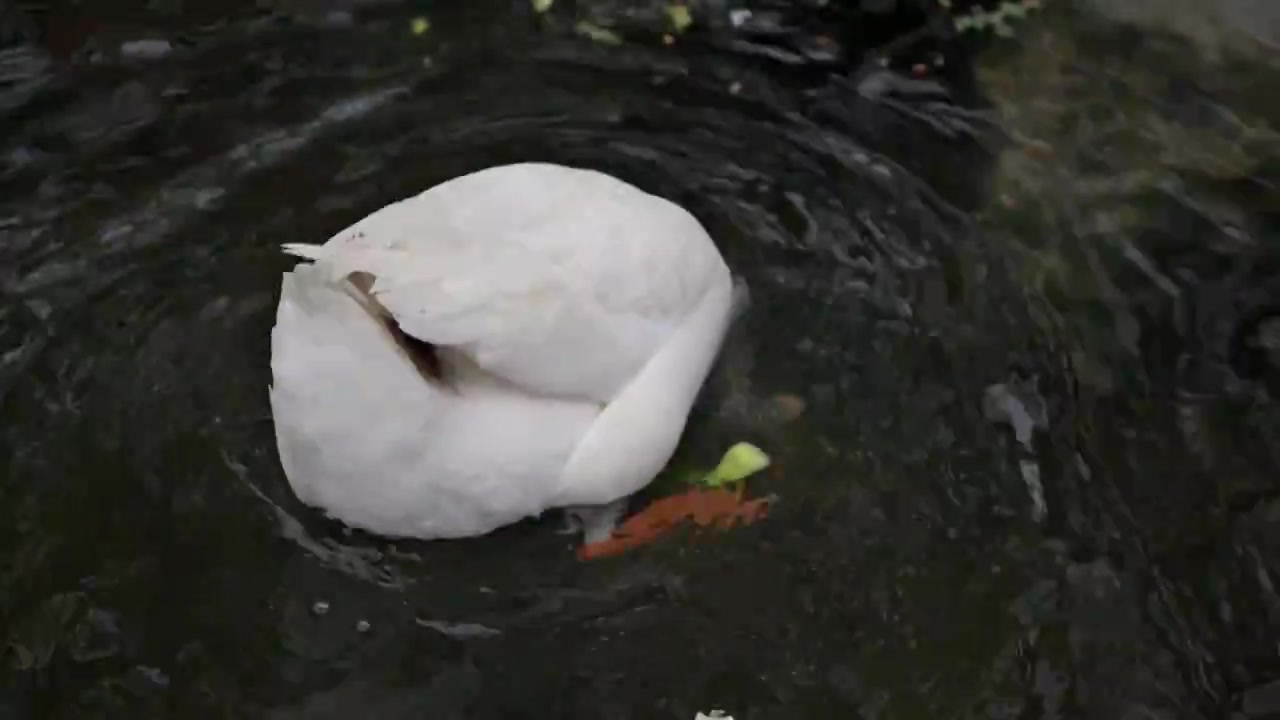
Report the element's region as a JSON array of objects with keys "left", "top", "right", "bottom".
[{"left": 3, "top": 1, "right": 1280, "bottom": 717}]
